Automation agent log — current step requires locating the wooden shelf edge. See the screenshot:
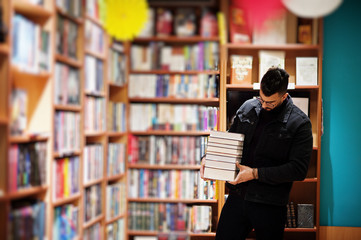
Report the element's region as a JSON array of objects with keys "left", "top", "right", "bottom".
[
  {"left": 129, "top": 97, "right": 220, "bottom": 104},
  {"left": 85, "top": 49, "right": 106, "bottom": 60},
  {"left": 106, "top": 174, "right": 126, "bottom": 182},
  {"left": 12, "top": 66, "right": 52, "bottom": 80},
  {"left": 0, "top": 117, "right": 8, "bottom": 125},
  {"left": 106, "top": 214, "right": 125, "bottom": 225},
  {"left": 225, "top": 43, "right": 320, "bottom": 50},
  {"left": 53, "top": 150, "right": 82, "bottom": 158},
  {"left": 128, "top": 164, "right": 201, "bottom": 170},
  {"left": 130, "top": 131, "right": 211, "bottom": 136},
  {"left": 83, "top": 215, "right": 104, "bottom": 229},
  {"left": 84, "top": 90, "right": 106, "bottom": 97},
  {"left": 10, "top": 134, "right": 49, "bottom": 143},
  {"left": 285, "top": 227, "right": 317, "bottom": 232},
  {"left": 133, "top": 36, "right": 219, "bottom": 42},
  {"left": 130, "top": 70, "right": 220, "bottom": 75},
  {"left": 128, "top": 198, "right": 217, "bottom": 204},
  {"left": 56, "top": 6, "right": 83, "bottom": 24},
  {"left": 127, "top": 230, "right": 216, "bottom": 236},
  {"left": 6, "top": 186, "right": 48, "bottom": 200},
  {"left": 226, "top": 84, "right": 320, "bottom": 91},
  {"left": 52, "top": 193, "right": 81, "bottom": 207},
  {"left": 85, "top": 15, "right": 104, "bottom": 28},
  {"left": 83, "top": 178, "right": 104, "bottom": 188},
  {"left": 55, "top": 54, "right": 82, "bottom": 68},
  {"left": 85, "top": 131, "right": 107, "bottom": 137},
  {"left": 107, "top": 132, "right": 127, "bottom": 137},
  {"left": 108, "top": 82, "right": 127, "bottom": 88},
  {"left": 13, "top": 1, "right": 53, "bottom": 24},
  {"left": 54, "top": 104, "right": 82, "bottom": 112}
]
